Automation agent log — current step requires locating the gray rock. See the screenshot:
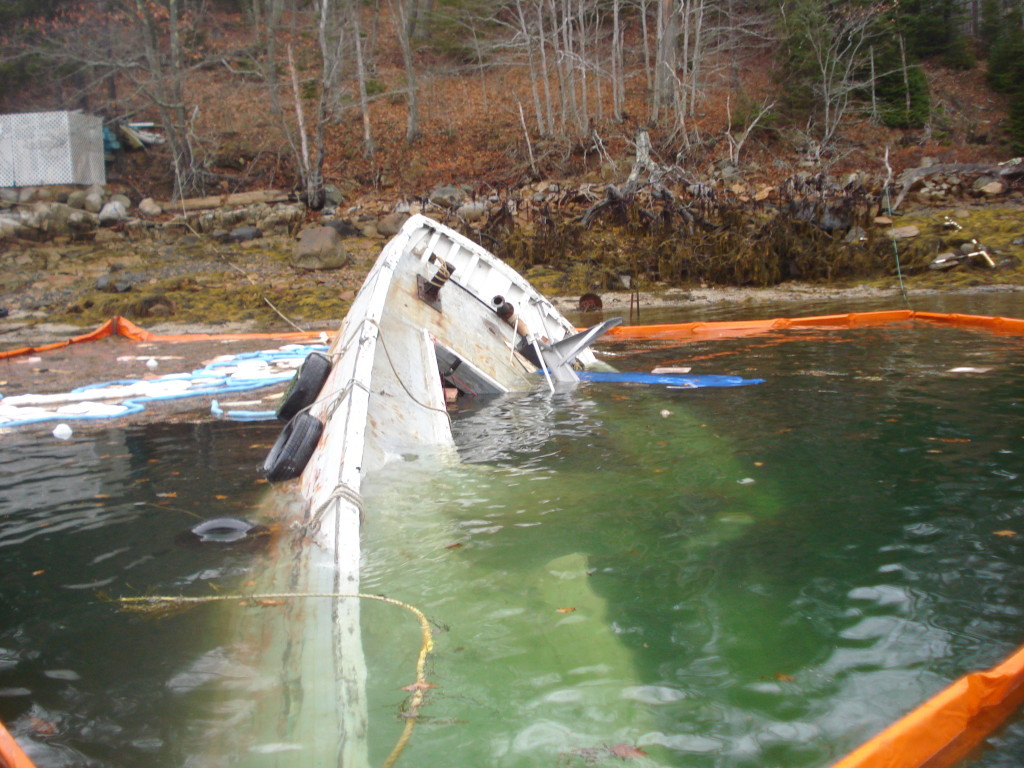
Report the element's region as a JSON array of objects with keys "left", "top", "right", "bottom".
[
  {"left": 457, "top": 201, "right": 488, "bottom": 222},
  {"left": 98, "top": 200, "right": 128, "bottom": 225},
  {"left": 0, "top": 188, "right": 19, "bottom": 204},
  {"left": 95, "top": 274, "right": 133, "bottom": 293},
  {"left": 844, "top": 225, "right": 867, "bottom": 243},
  {"left": 18, "top": 187, "right": 39, "bottom": 204},
  {"left": 887, "top": 225, "right": 920, "bottom": 240},
  {"left": 93, "top": 229, "right": 123, "bottom": 244},
  {"left": 429, "top": 185, "right": 465, "bottom": 209},
  {"left": 376, "top": 212, "right": 410, "bottom": 237},
  {"left": 41, "top": 203, "right": 73, "bottom": 237},
  {"left": 257, "top": 203, "right": 304, "bottom": 232},
  {"left": 67, "top": 209, "right": 100, "bottom": 234},
  {"left": 324, "top": 218, "right": 362, "bottom": 238},
  {"left": 978, "top": 180, "right": 1006, "bottom": 196},
  {"left": 19, "top": 202, "right": 84, "bottom": 238},
  {"left": 323, "top": 184, "right": 344, "bottom": 208},
  {"left": 928, "top": 252, "right": 965, "bottom": 270},
  {"left": 292, "top": 226, "right": 350, "bottom": 271},
  {"left": 110, "top": 193, "right": 131, "bottom": 209},
  {"left": 138, "top": 197, "right": 163, "bottom": 217},
  {"left": 971, "top": 175, "right": 1003, "bottom": 195},
  {"left": 83, "top": 191, "right": 104, "bottom": 213},
  {"left": 227, "top": 224, "right": 262, "bottom": 242},
  {"left": 67, "top": 190, "right": 89, "bottom": 210},
  {"left": 0, "top": 214, "right": 22, "bottom": 238}
]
